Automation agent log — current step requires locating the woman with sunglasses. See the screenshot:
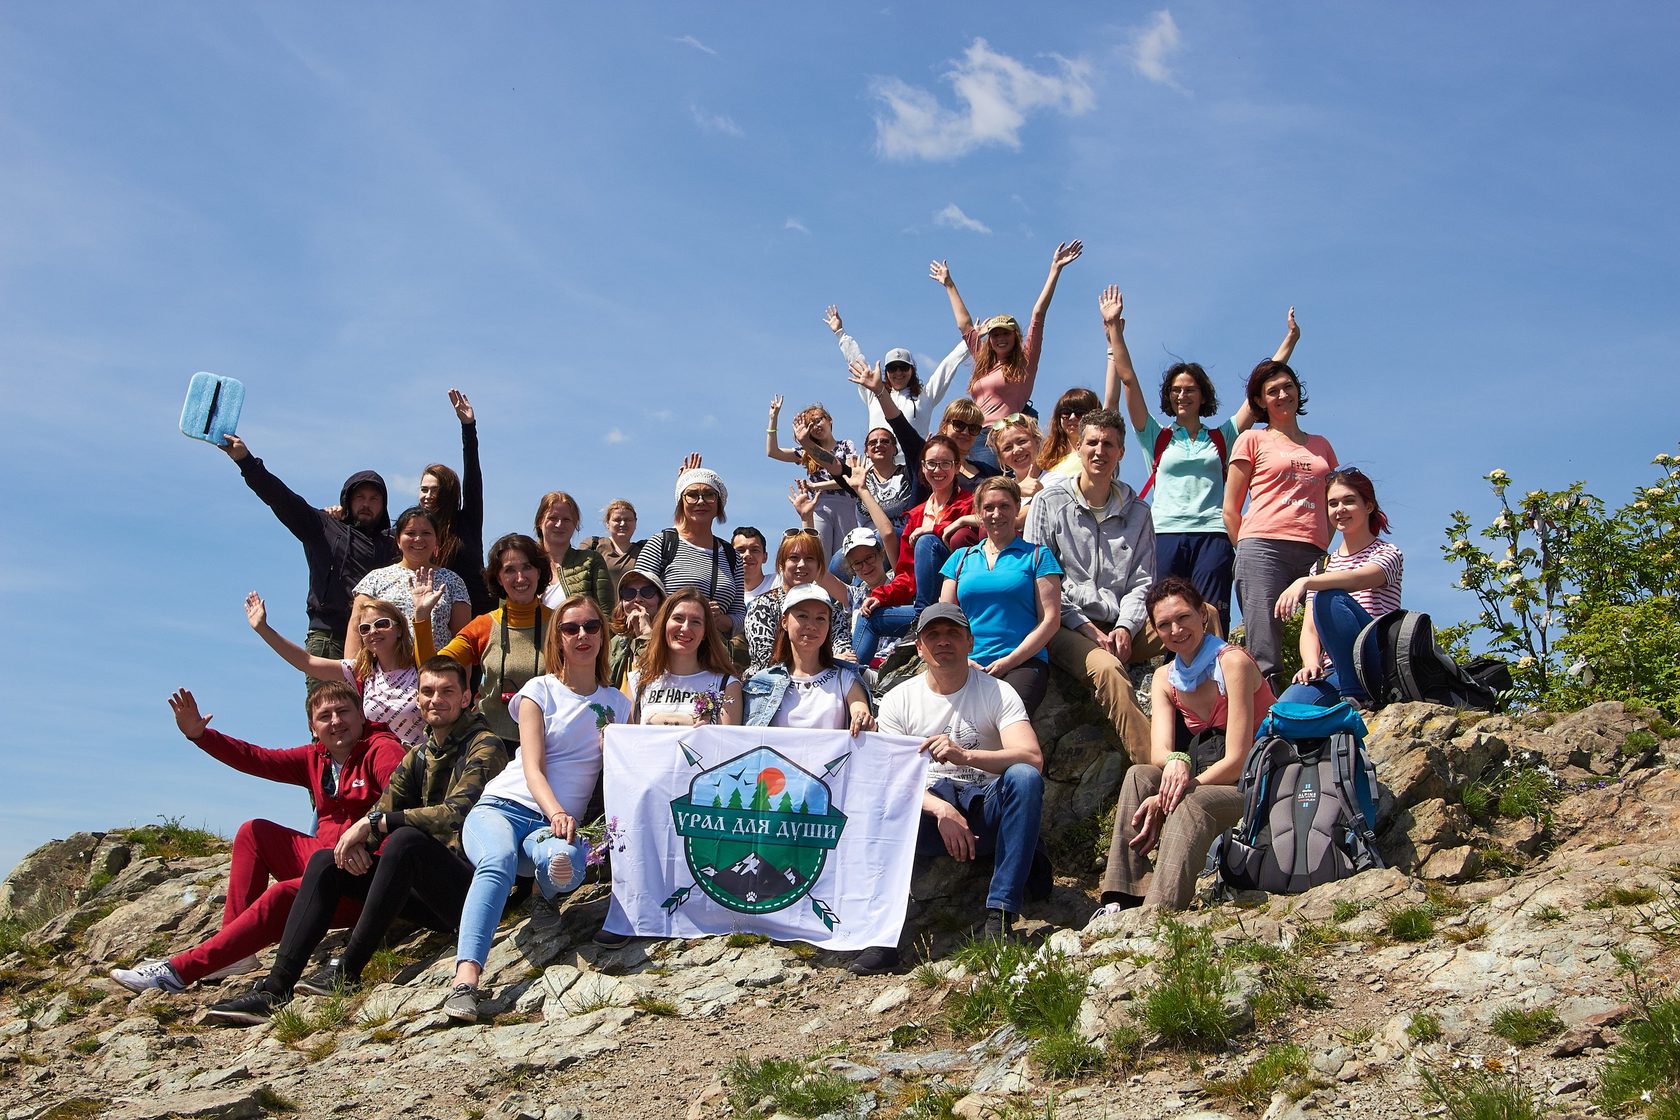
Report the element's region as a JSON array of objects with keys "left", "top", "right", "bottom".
[
  {"left": 534, "top": 491, "right": 613, "bottom": 613},
  {"left": 948, "top": 413, "right": 1048, "bottom": 536},
  {"left": 743, "top": 503, "right": 856, "bottom": 673},
  {"left": 930, "top": 242, "right": 1084, "bottom": 464},
  {"left": 442, "top": 594, "right": 629, "bottom": 1023},
  {"left": 938, "top": 477, "right": 1063, "bottom": 715},
  {"left": 862, "top": 434, "right": 976, "bottom": 620},
  {"left": 854, "top": 426, "right": 915, "bottom": 535},
  {"left": 343, "top": 506, "right": 471, "bottom": 659},
  {"left": 634, "top": 461, "right": 745, "bottom": 638},
  {"left": 629, "top": 589, "right": 743, "bottom": 726},
  {"left": 1273, "top": 468, "right": 1402, "bottom": 707},
  {"left": 744, "top": 586, "right": 876, "bottom": 732},
  {"left": 608, "top": 570, "right": 664, "bottom": 692},
  {"left": 411, "top": 533, "right": 552, "bottom": 755},
  {"left": 1114, "top": 291, "right": 1300, "bottom": 633},
  {"left": 1223, "top": 361, "right": 1338, "bottom": 690},
  {"left": 824, "top": 304, "right": 968, "bottom": 437},
  {"left": 766, "top": 397, "right": 860, "bottom": 561},
  {"left": 245, "top": 593, "right": 426, "bottom": 747},
  {"left": 1038, "top": 387, "right": 1102, "bottom": 478}
]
